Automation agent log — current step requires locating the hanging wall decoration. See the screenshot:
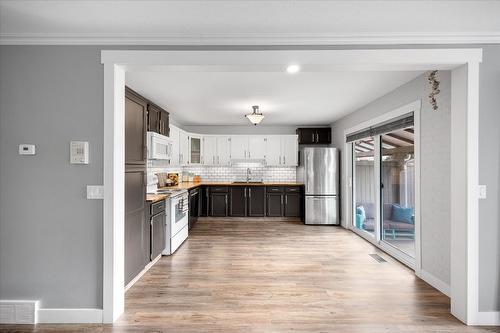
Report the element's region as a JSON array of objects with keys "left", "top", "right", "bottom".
[{"left": 427, "top": 70, "right": 440, "bottom": 111}]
